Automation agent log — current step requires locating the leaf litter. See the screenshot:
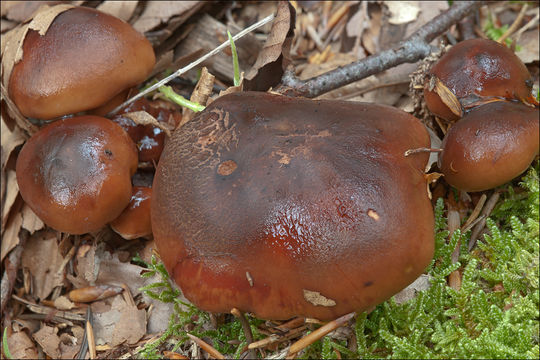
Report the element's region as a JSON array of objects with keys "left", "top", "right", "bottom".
[{"left": 1, "top": 1, "right": 539, "bottom": 359}]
